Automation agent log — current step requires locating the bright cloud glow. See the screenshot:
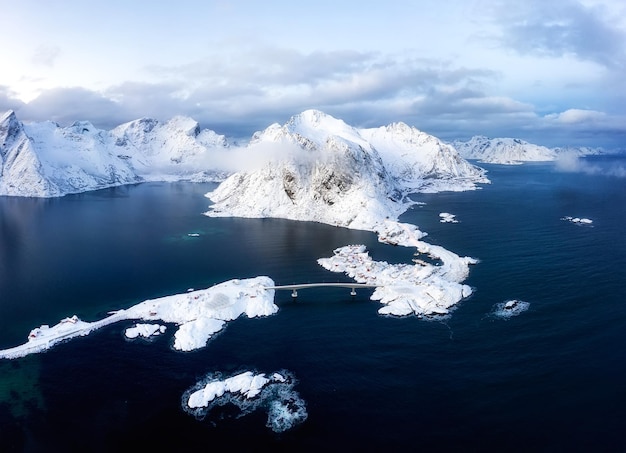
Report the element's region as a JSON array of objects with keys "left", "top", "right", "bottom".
[{"left": 0, "top": 0, "right": 624, "bottom": 148}]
